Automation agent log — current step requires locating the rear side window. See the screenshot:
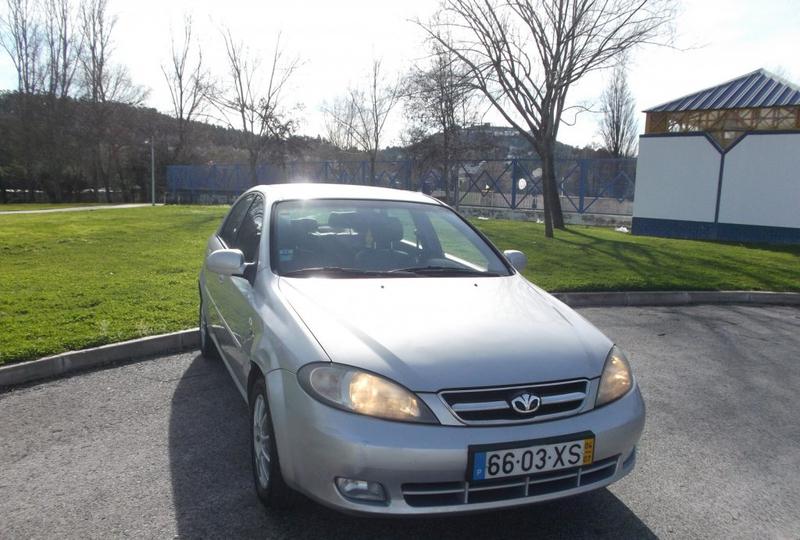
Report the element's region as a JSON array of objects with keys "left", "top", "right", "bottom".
[
  {"left": 219, "top": 195, "right": 253, "bottom": 247},
  {"left": 237, "top": 196, "right": 264, "bottom": 263}
]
